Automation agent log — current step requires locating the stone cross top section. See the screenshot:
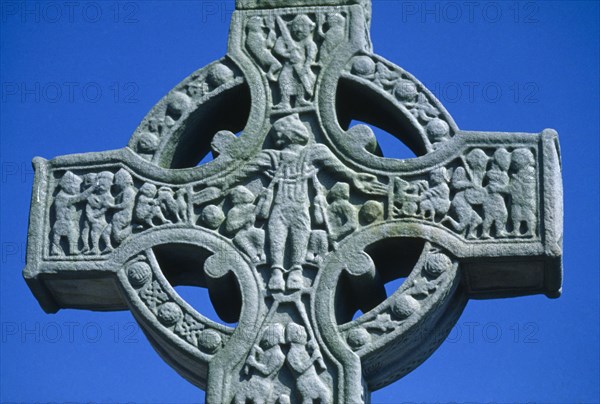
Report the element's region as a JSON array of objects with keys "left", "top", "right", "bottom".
[{"left": 24, "top": 0, "right": 563, "bottom": 402}]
